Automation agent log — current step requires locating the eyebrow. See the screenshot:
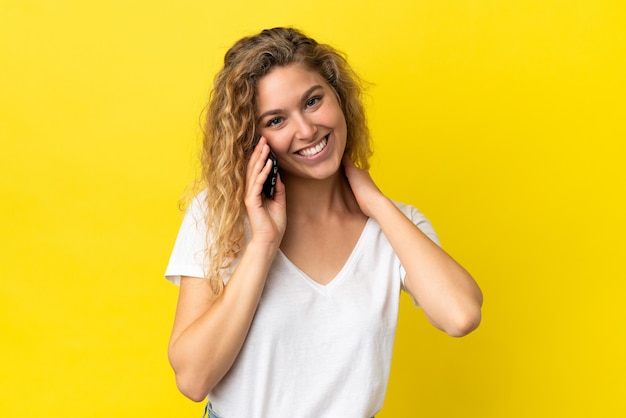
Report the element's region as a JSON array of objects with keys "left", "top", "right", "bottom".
[{"left": 257, "top": 84, "right": 324, "bottom": 123}]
